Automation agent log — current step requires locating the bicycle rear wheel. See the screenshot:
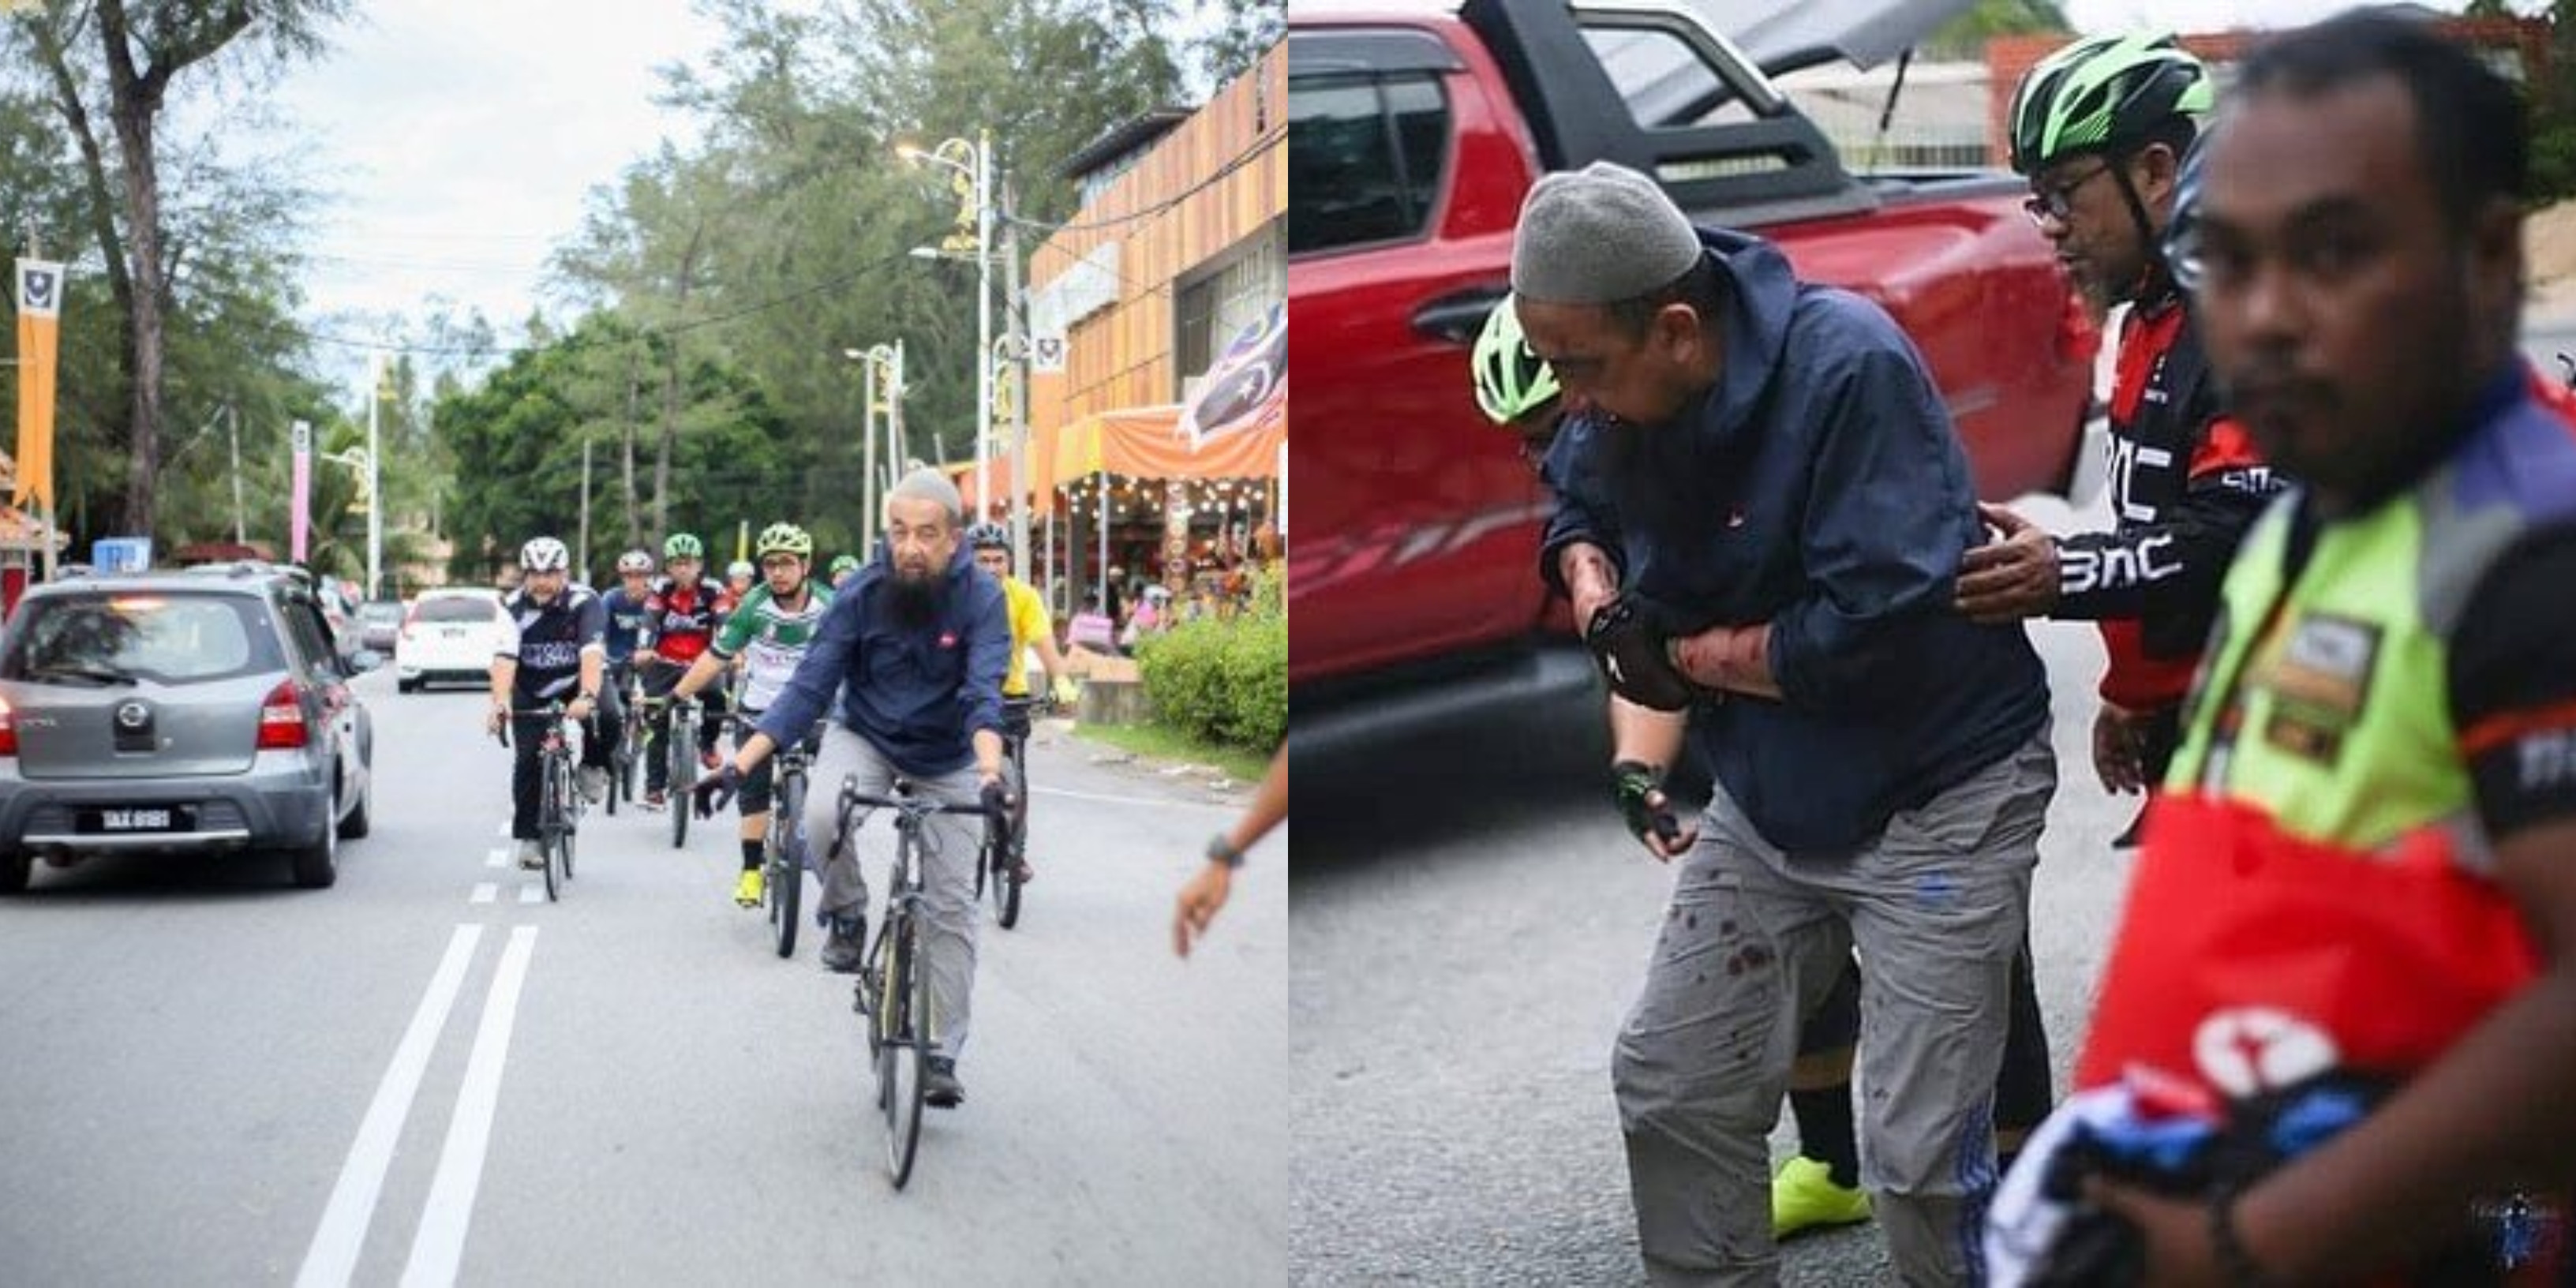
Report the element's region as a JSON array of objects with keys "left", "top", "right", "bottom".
[{"left": 884, "top": 908, "right": 927, "bottom": 1189}]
